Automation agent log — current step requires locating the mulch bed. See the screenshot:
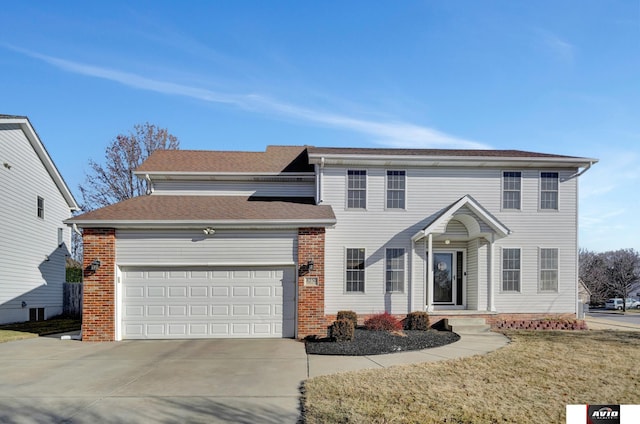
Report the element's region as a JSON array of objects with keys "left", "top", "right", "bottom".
[{"left": 305, "top": 328, "right": 460, "bottom": 356}]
